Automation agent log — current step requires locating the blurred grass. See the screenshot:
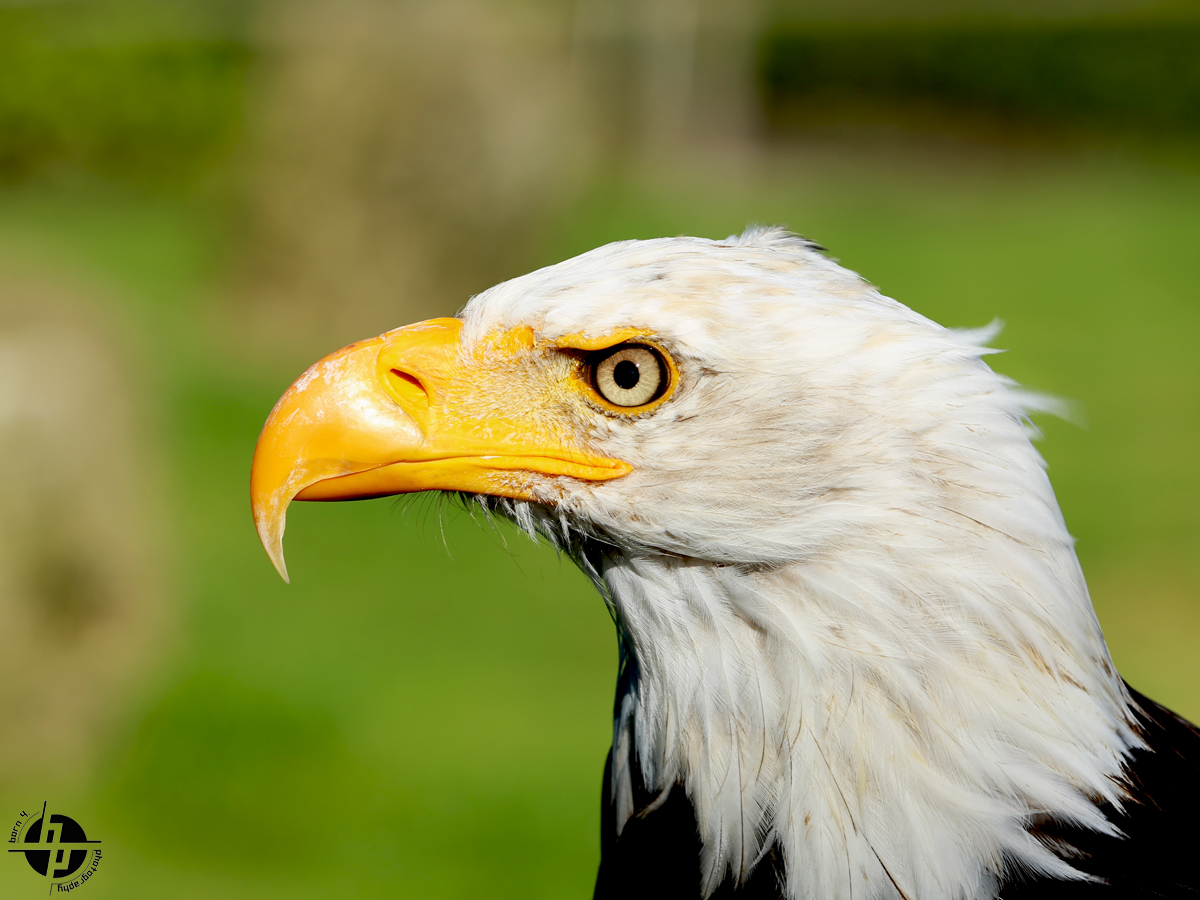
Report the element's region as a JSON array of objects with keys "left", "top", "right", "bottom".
[{"left": 0, "top": 143, "right": 1197, "bottom": 897}]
